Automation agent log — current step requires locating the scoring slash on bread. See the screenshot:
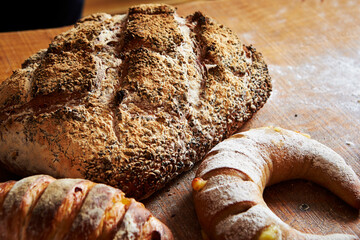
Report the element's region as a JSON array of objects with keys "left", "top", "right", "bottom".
[
  {"left": 0, "top": 175, "right": 173, "bottom": 240},
  {"left": 192, "top": 126, "right": 360, "bottom": 240},
  {"left": 0, "top": 4, "right": 271, "bottom": 199}
]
